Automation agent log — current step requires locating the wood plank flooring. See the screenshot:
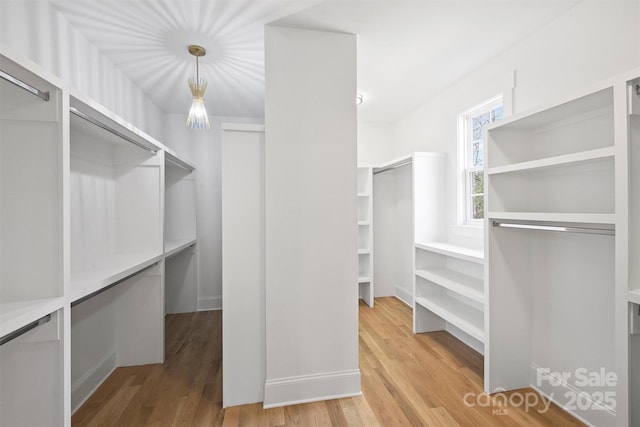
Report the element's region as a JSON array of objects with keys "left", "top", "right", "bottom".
[{"left": 72, "top": 297, "right": 584, "bottom": 426}]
